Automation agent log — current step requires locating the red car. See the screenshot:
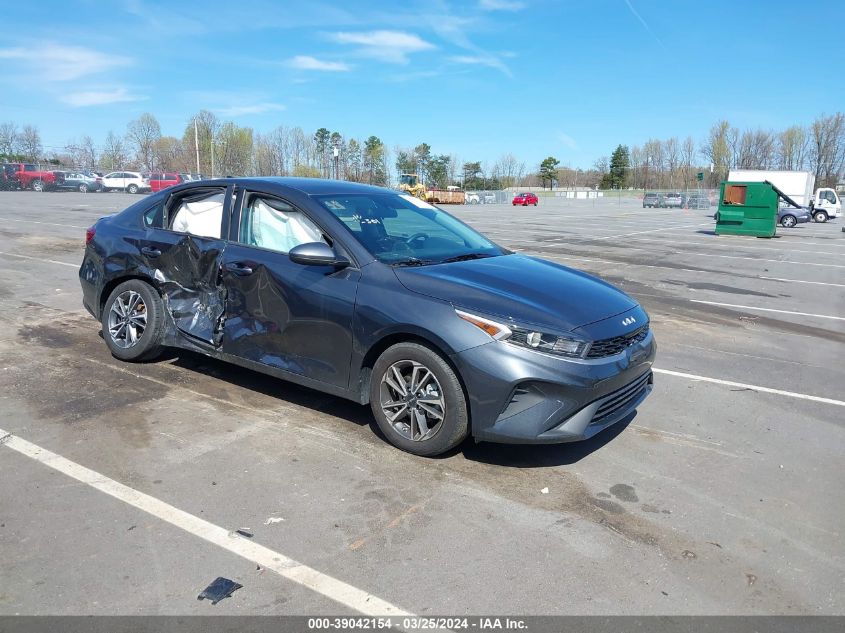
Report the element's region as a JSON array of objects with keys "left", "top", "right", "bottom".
[
  {"left": 149, "top": 172, "right": 185, "bottom": 193},
  {"left": 512, "top": 192, "right": 538, "bottom": 206}
]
